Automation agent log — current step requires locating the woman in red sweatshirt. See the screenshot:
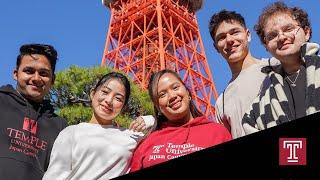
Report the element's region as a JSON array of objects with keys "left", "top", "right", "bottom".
[{"left": 130, "top": 69, "right": 231, "bottom": 172}]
